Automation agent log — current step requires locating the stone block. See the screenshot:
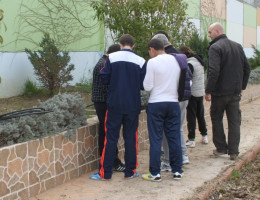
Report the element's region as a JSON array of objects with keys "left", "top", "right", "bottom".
[
  {"left": 3, "top": 193, "right": 18, "bottom": 200},
  {"left": 44, "top": 137, "right": 54, "bottom": 151},
  {"left": 29, "top": 183, "right": 40, "bottom": 198},
  {"left": 15, "top": 144, "right": 27, "bottom": 160},
  {"left": 8, "top": 174, "right": 19, "bottom": 187},
  {"left": 69, "top": 169, "right": 78, "bottom": 180},
  {"left": 0, "top": 167, "right": 4, "bottom": 179},
  {"left": 89, "top": 125, "right": 97, "bottom": 137},
  {"left": 0, "top": 181, "right": 10, "bottom": 197},
  {"left": 28, "top": 140, "right": 40, "bottom": 157},
  {"left": 20, "top": 173, "right": 28, "bottom": 187},
  {"left": 77, "top": 127, "right": 86, "bottom": 142},
  {"left": 37, "top": 150, "right": 50, "bottom": 167},
  {"left": 0, "top": 149, "right": 10, "bottom": 167},
  {"left": 8, "top": 148, "right": 16, "bottom": 162},
  {"left": 8, "top": 158, "right": 23, "bottom": 177},
  {"left": 18, "top": 188, "right": 29, "bottom": 200},
  {"left": 55, "top": 173, "right": 65, "bottom": 186},
  {"left": 55, "top": 134, "right": 63, "bottom": 149},
  {"left": 62, "top": 143, "right": 73, "bottom": 158},
  {"left": 10, "top": 181, "right": 25, "bottom": 192},
  {"left": 55, "top": 162, "right": 64, "bottom": 175},
  {"left": 22, "top": 159, "right": 28, "bottom": 173},
  {"left": 45, "top": 177, "right": 56, "bottom": 190},
  {"left": 29, "top": 171, "right": 39, "bottom": 185},
  {"left": 78, "top": 165, "right": 86, "bottom": 176}
]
